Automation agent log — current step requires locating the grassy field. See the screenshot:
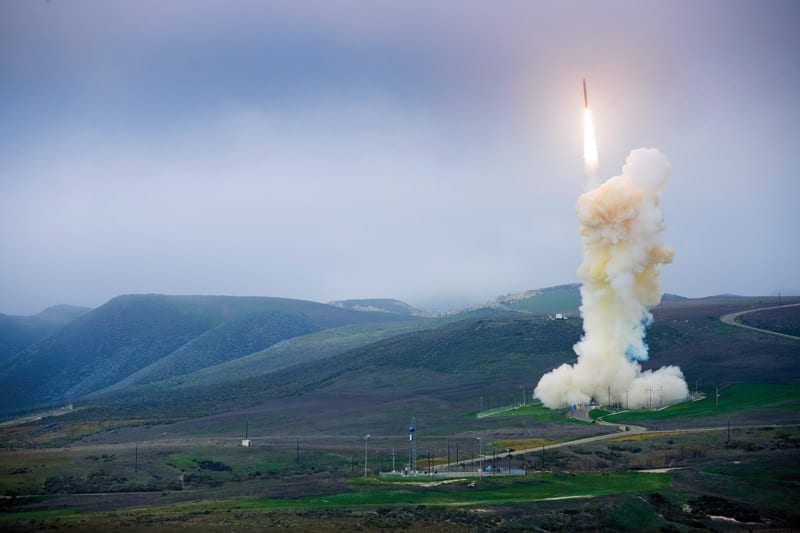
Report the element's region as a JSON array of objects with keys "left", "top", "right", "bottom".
[
  {"left": 210, "top": 472, "right": 670, "bottom": 509},
  {"left": 601, "top": 384, "right": 800, "bottom": 424}
]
